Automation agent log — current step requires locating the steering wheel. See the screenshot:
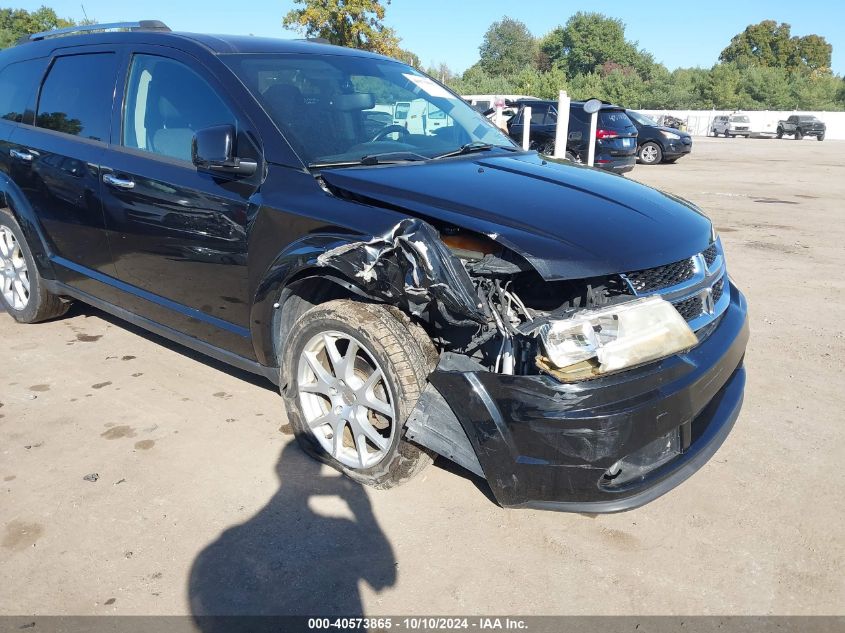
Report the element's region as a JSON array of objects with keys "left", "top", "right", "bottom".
[{"left": 371, "top": 125, "right": 410, "bottom": 143}]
